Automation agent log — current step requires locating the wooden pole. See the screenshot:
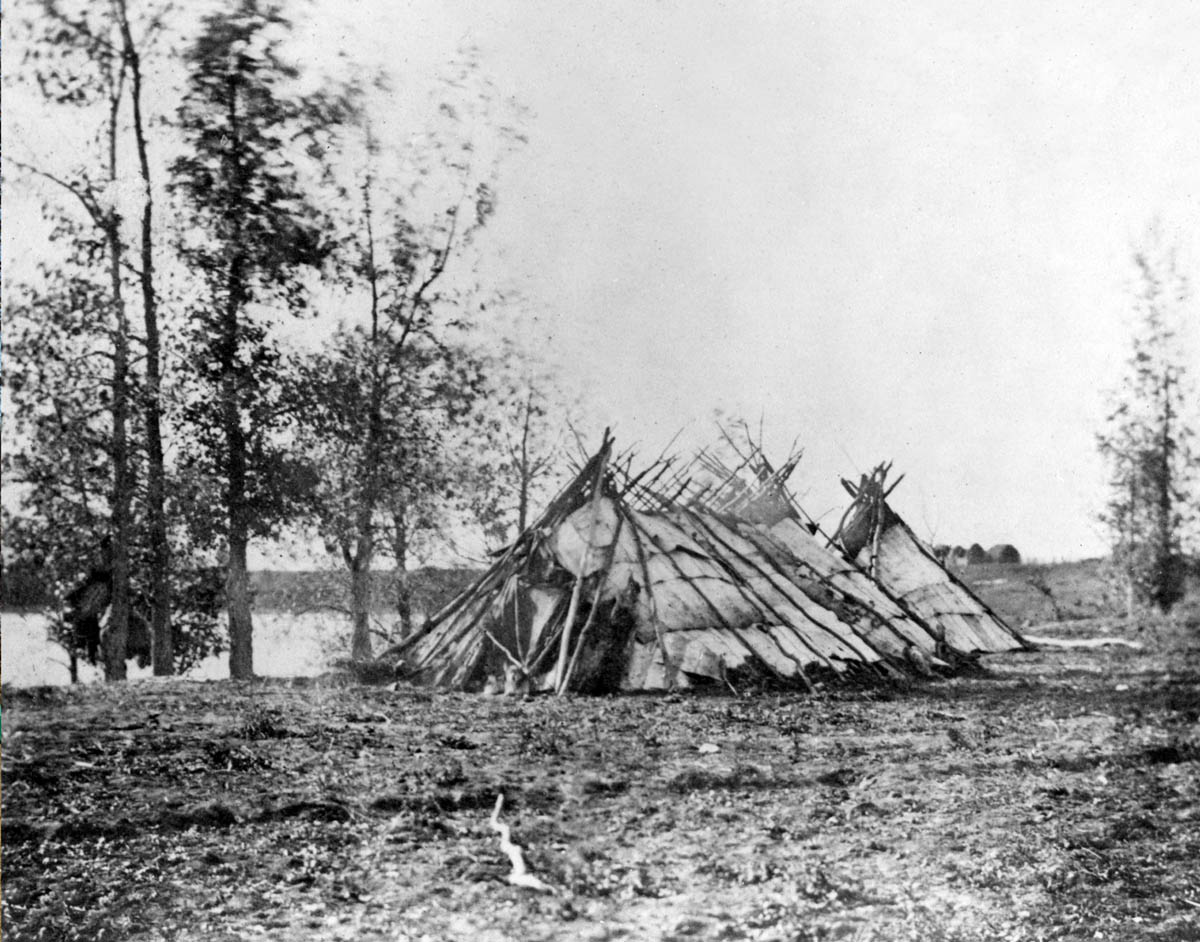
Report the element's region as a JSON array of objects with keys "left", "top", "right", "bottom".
[
  {"left": 559, "top": 513, "right": 625, "bottom": 694},
  {"left": 554, "top": 433, "right": 611, "bottom": 693}
]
